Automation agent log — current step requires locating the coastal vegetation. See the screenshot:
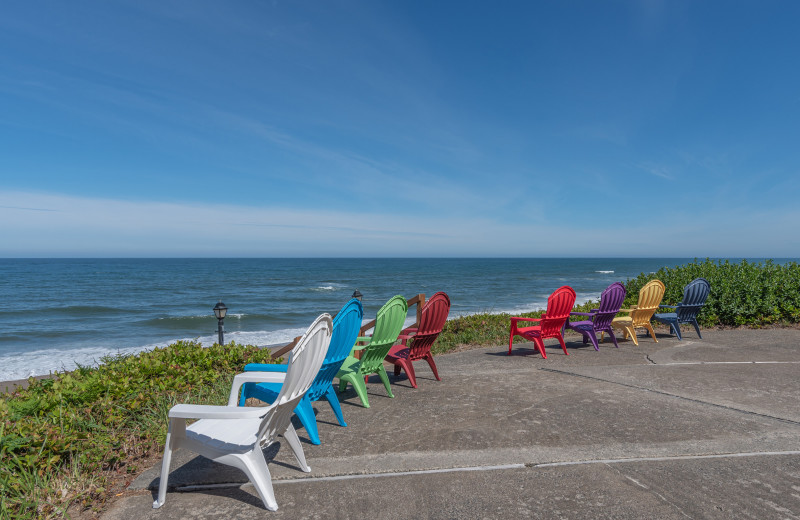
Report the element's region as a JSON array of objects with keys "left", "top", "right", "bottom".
[
  {"left": 1, "top": 258, "right": 798, "bottom": 518},
  {"left": 0, "top": 341, "right": 278, "bottom": 519}
]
